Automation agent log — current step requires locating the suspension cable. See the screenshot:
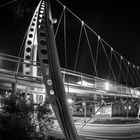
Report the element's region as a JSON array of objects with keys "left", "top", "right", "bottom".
[
  {"left": 100, "top": 38, "right": 117, "bottom": 82},
  {"left": 112, "top": 51, "right": 127, "bottom": 84},
  {"left": 64, "top": 6, "right": 67, "bottom": 69},
  {"left": 95, "top": 36, "right": 100, "bottom": 66},
  {"left": 74, "top": 22, "right": 83, "bottom": 71},
  {"left": 130, "top": 65, "right": 139, "bottom": 86},
  {"left": 0, "top": 0, "right": 17, "bottom": 8},
  {"left": 122, "top": 59, "right": 134, "bottom": 86},
  {"left": 108, "top": 47, "right": 113, "bottom": 79},
  {"left": 83, "top": 24, "right": 98, "bottom": 77},
  {"left": 56, "top": 0, "right": 140, "bottom": 84},
  {"left": 54, "top": 6, "right": 65, "bottom": 38},
  {"left": 134, "top": 67, "right": 140, "bottom": 86}
]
